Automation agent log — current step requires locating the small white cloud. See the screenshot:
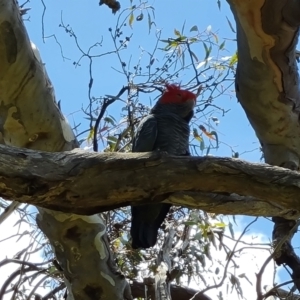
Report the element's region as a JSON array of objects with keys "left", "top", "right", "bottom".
[
  {"left": 221, "top": 56, "right": 233, "bottom": 61},
  {"left": 196, "top": 57, "right": 213, "bottom": 69}
]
